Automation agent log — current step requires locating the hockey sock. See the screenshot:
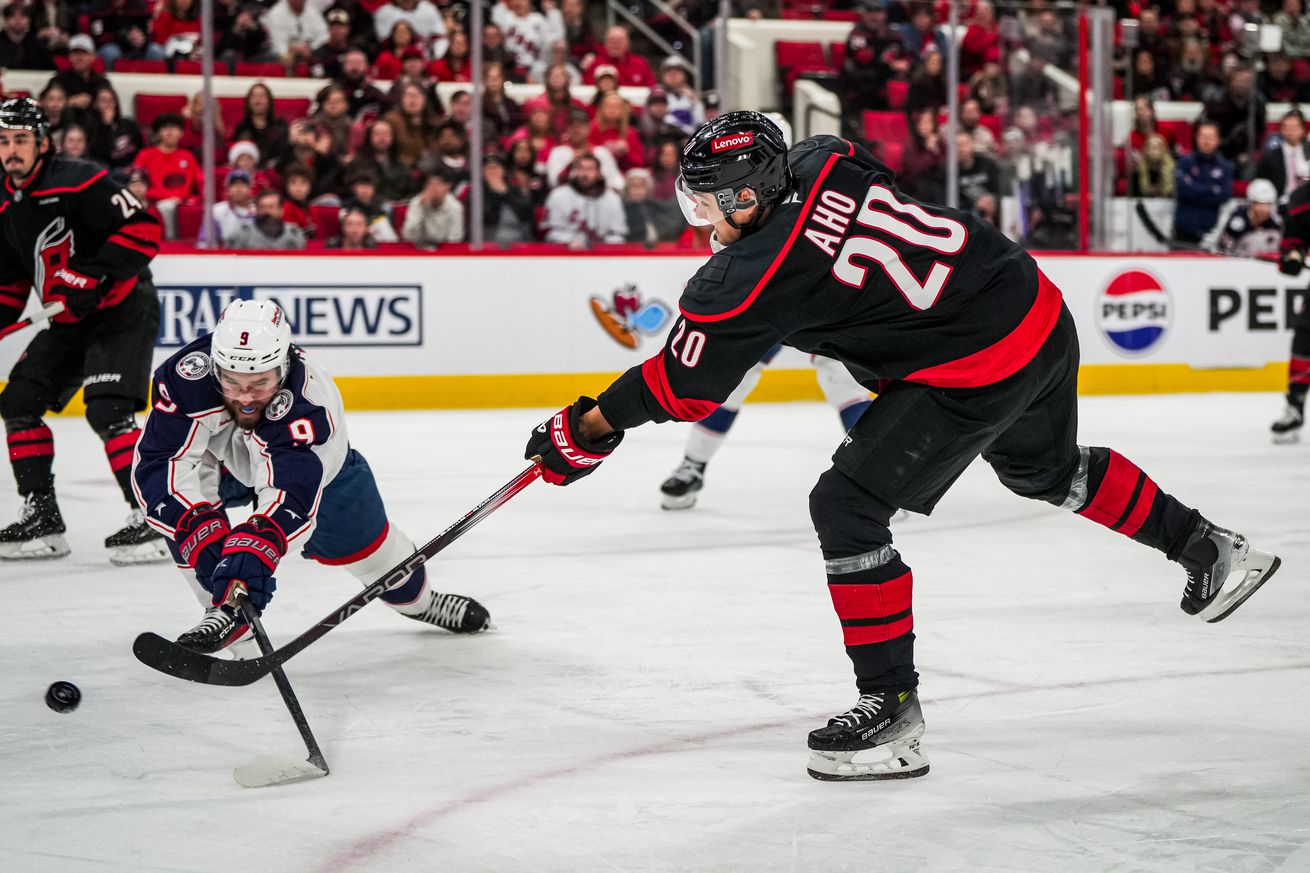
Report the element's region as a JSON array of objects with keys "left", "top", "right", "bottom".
[
  {"left": 379, "top": 564, "right": 427, "bottom": 606},
  {"left": 1070, "top": 446, "right": 1199, "bottom": 559},
  {"left": 1289, "top": 325, "right": 1310, "bottom": 405},
  {"left": 6, "top": 422, "right": 54, "bottom": 496},
  {"left": 685, "top": 406, "right": 737, "bottom": 465},
  {"left": 826, "top": 547, "right": 919, "bottom": 695},
  {"left": 103, "top": 428, "right": 140, "bottom": 503},
  {"left": 839, "top": 399, "right": 872, "bottom": 431}
]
